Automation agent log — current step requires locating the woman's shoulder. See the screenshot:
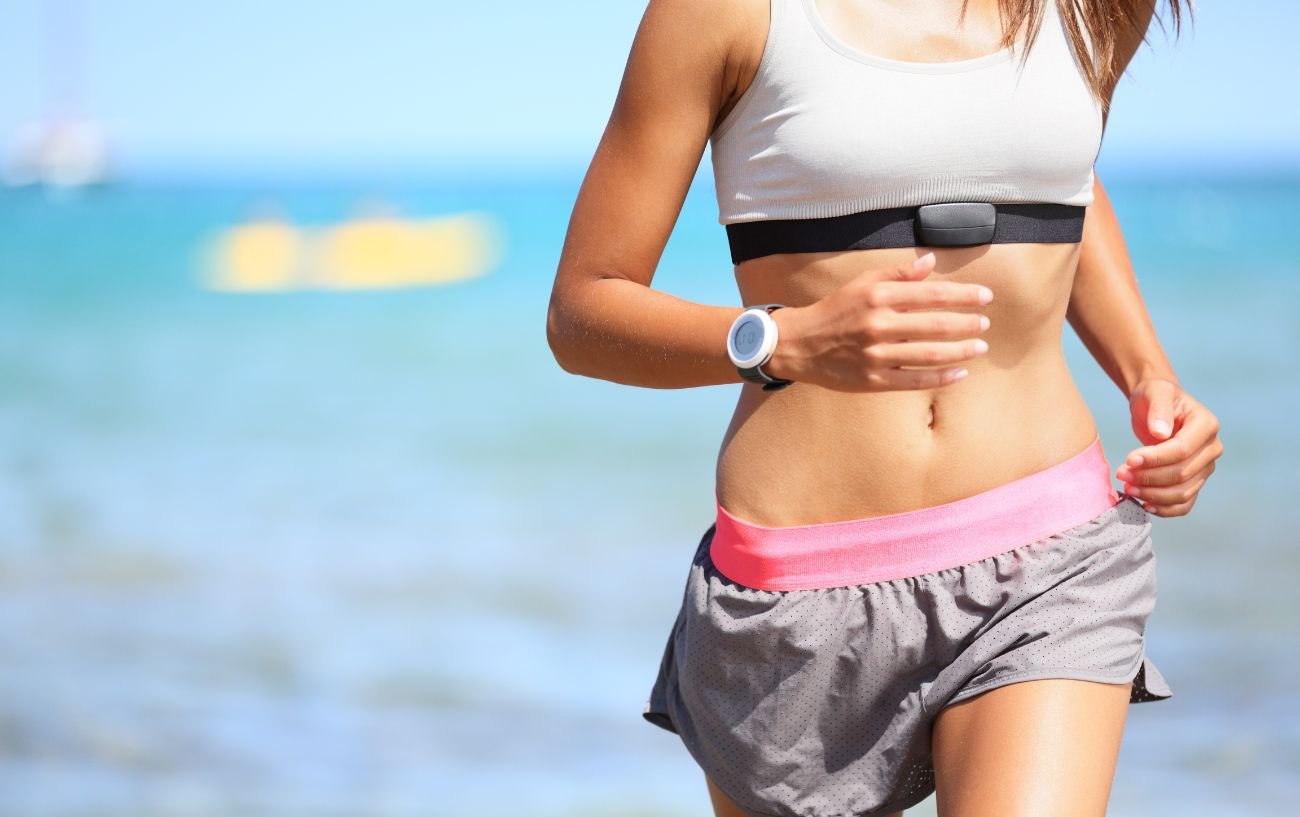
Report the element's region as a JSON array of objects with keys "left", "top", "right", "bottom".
[{"left": 617, "top": 0, "right": 772, "bottom": 138}]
